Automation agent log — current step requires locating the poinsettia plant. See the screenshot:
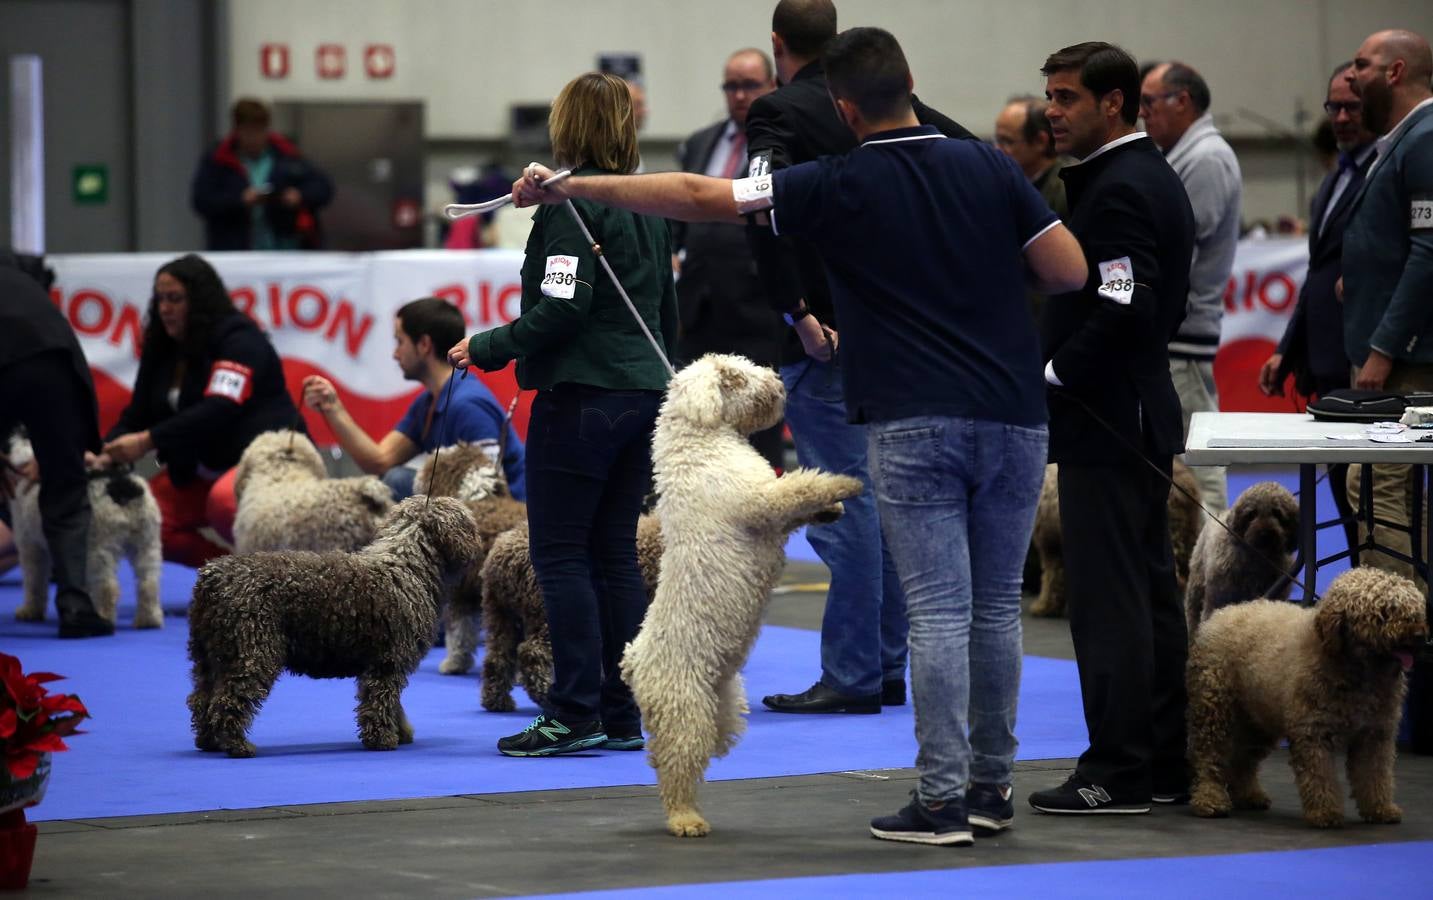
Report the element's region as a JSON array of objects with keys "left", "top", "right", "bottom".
[{"left": 0, "top": 652, "right": 89, "bottom": 781}]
